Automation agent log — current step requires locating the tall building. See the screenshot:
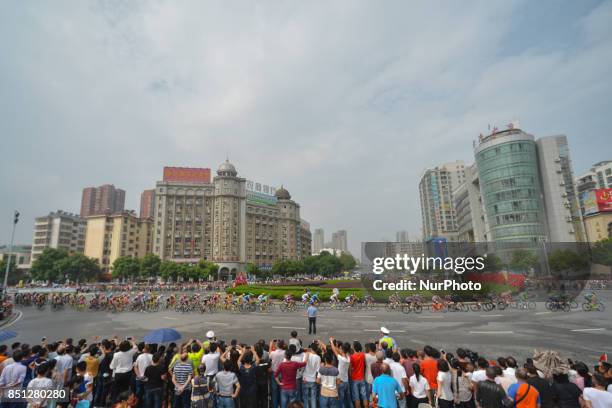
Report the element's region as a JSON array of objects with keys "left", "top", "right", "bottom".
[
  {"left": 313, "top": 228, "right": 324, "bottom": 254},
  {"left": 331, "top": 230, "right": 348, "bottom": 252},
  {"left": 419, "top": 160, "right": 466, "bottom": 241},
  {"left": 80, "top": 184, "right": 126, "bottom": 217},
  {"left": 536, "top": 135, "right": 584, "bottom": 242},
  {"left": 453, "top": 164, "right": 489, "bottom": 242},
  {"left": 31, "top": 211, "right": 87, "bottom": 261},
  {"left": 299, "top": 220, "right": 312, "bottom": 260},
  {"left": 140, "top": 189, "right": 156, "bottom": 220},
  {"left": 153, "top": 160, "right": 306, "bottom": 277},
  {"left": 84, "top": 211, "right": 153, "bottom": 274},
  {"left": 474, "top": 128, "right": 547, "bottom": 243},
  {"left": 576, "top": 160, "right": 612, "bottom": 215},
  {"left": 395, "top": 230, "right": 410, "bottom": 242}
]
